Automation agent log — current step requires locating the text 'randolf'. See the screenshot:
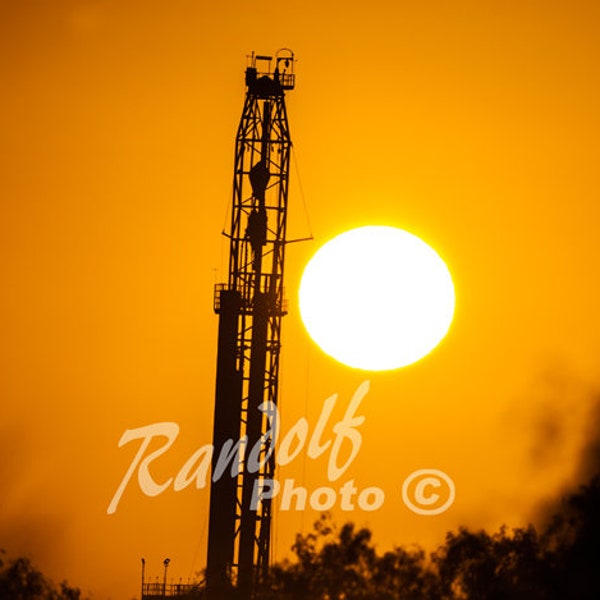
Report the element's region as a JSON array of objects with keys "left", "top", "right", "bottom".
[{"left": 107, "top": 381, "right": 370, "bottom": 514}]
